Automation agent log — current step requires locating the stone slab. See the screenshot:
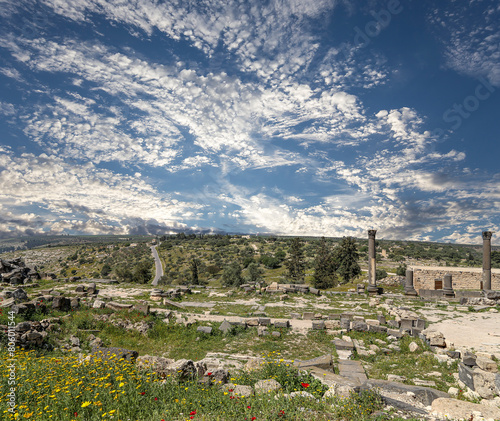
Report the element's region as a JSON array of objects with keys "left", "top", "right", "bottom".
[
  {"left": 294, "top": 354, "right": 333, "bottom": 371},
  {"left": 360, "top": 379, "right": 450, "bottom": 406},
  {"left": 333, "top": 339, "right": 355, "bottom": 351}
]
